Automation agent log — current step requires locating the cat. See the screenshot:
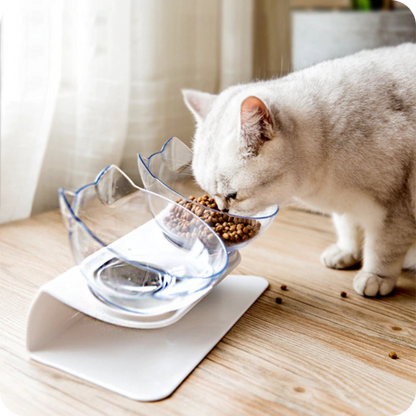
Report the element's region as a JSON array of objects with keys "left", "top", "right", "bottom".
[{"left": 182, "top": 43, "right": 416, "bottom": 297}]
